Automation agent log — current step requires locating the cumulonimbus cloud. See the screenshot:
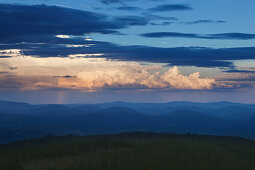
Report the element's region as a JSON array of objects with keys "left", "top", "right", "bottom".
[{"left": 0, "top": 56, "right": 215, "bottom": 91}]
